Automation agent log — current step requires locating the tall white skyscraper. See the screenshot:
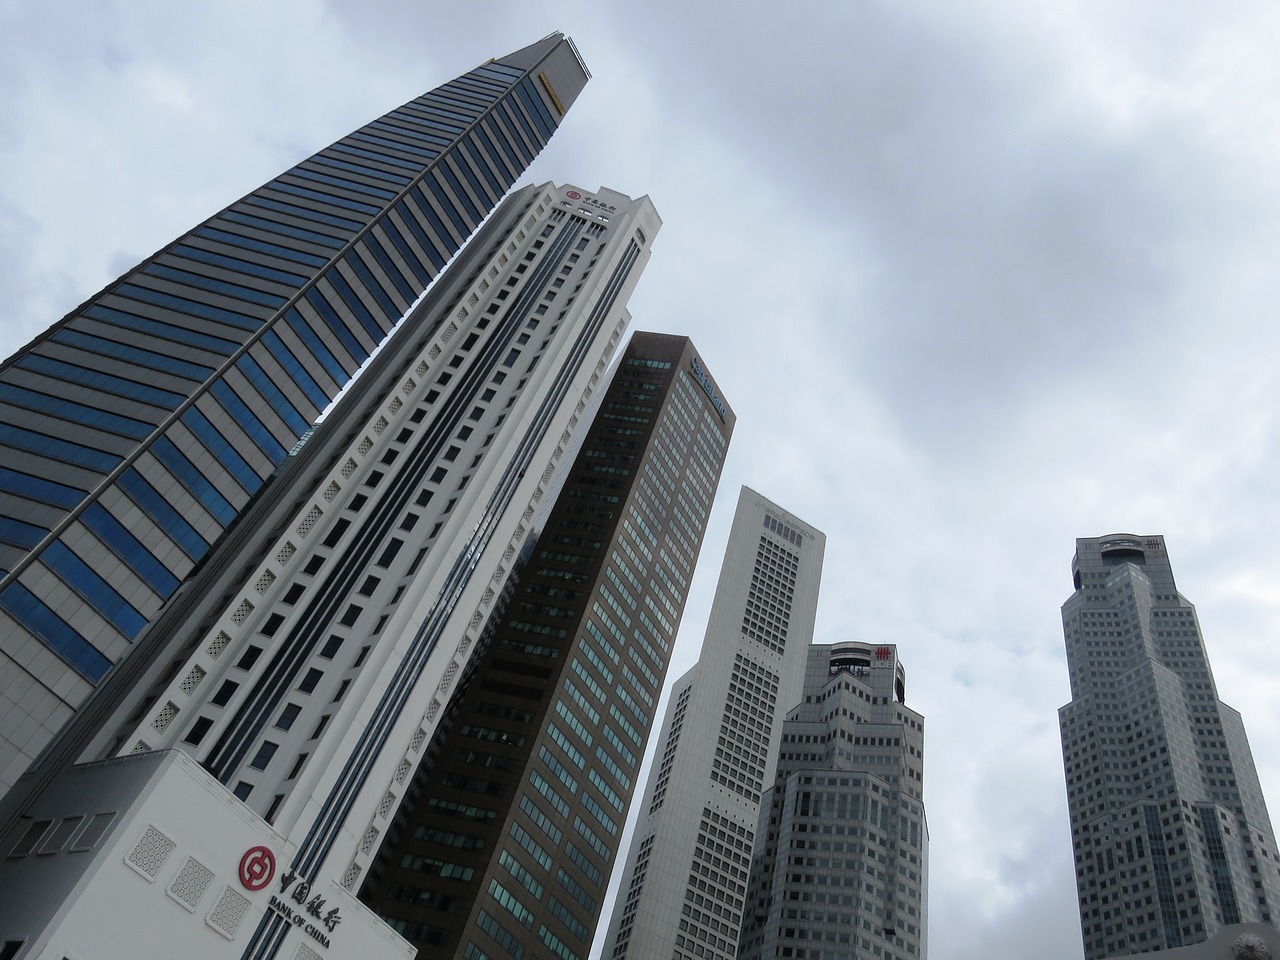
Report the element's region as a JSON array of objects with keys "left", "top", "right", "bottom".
[
  {"left": 1060, "top": 535, "right": 1280, "bottom": 959},
  {"left": 600, "top": 489, "right": 824, "bottom": 960},
  {"left": 737, "top": 642, "right": 928, "bottom": 960},
  {"left": 0, "top": 182, "right": 661, "bottom": 960}
]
